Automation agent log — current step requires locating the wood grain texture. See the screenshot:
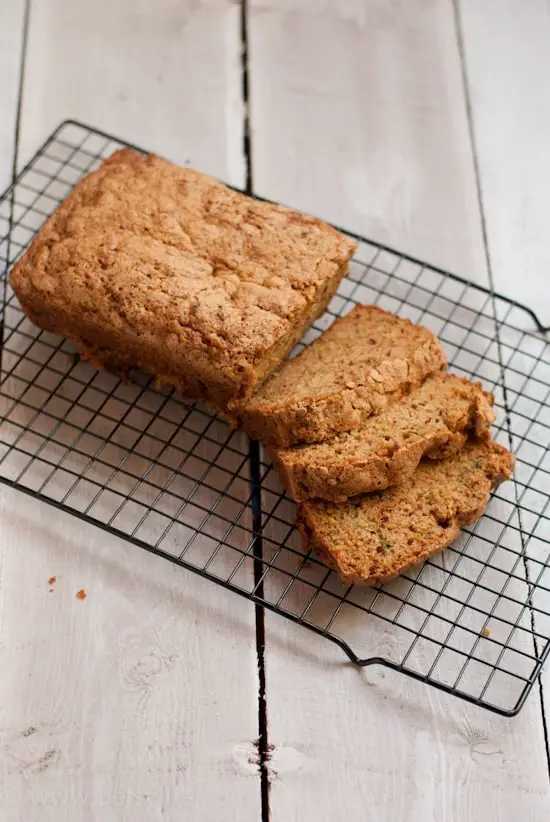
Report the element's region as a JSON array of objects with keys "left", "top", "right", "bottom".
[
  {"left": 1, "top": 2, "right": 261, "bottom": 820},
  {"left": 457, "top": 0, "right": 550, "bottom": 326},
  {"left": 264, "top": 628, "right": 550, "bottom": 822},
  {"left": 17, "top": 0, "right": 245, "bottom": 185},
  {"left": 0, "top": 491, "right": 260, "bottom": 822},
  {"left": 248, "top": 0, "right": 487, "bottom": 280},
  {"left": 248, "top": 1, "right": 550, "bottom": 819},
  {"left": 457, "top": 0, "right": 550, "bottom": 734},
  {"left": 0, "top": 0, "right": 25, "bottom": 190}
]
